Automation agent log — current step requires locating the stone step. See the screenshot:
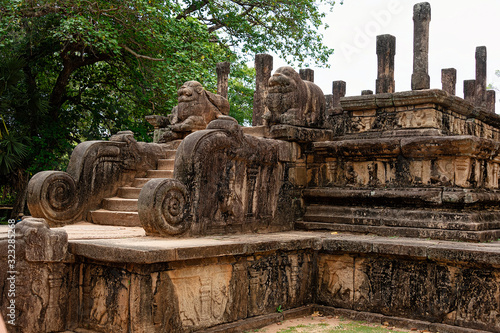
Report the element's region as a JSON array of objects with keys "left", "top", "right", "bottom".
[
  {"left": 295, "top": 221, "right": 500, "bottom": 242},
  {"left": 303, "top": 204, "right": 500, "bottom": 231},
  {"left": 102, "top": 197, "right": 138, "bottom": 212},
  {"left": 157, "top": 159, "right": 175, "bottom": 170},
  {"left": 132, "top": 178, "right": 151, "bottom": 188},
  {"left": 165, "top": 150, "right": 177, "bottom": 160},
  {"left": 146, "top": 169, "right": 173, "bottom": 178},
  {"left": 90, "top": 209, "right": 141, "bottom": 227},
  {"left": 117, "top": 187, "right": 141, "bottom": 199}
]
